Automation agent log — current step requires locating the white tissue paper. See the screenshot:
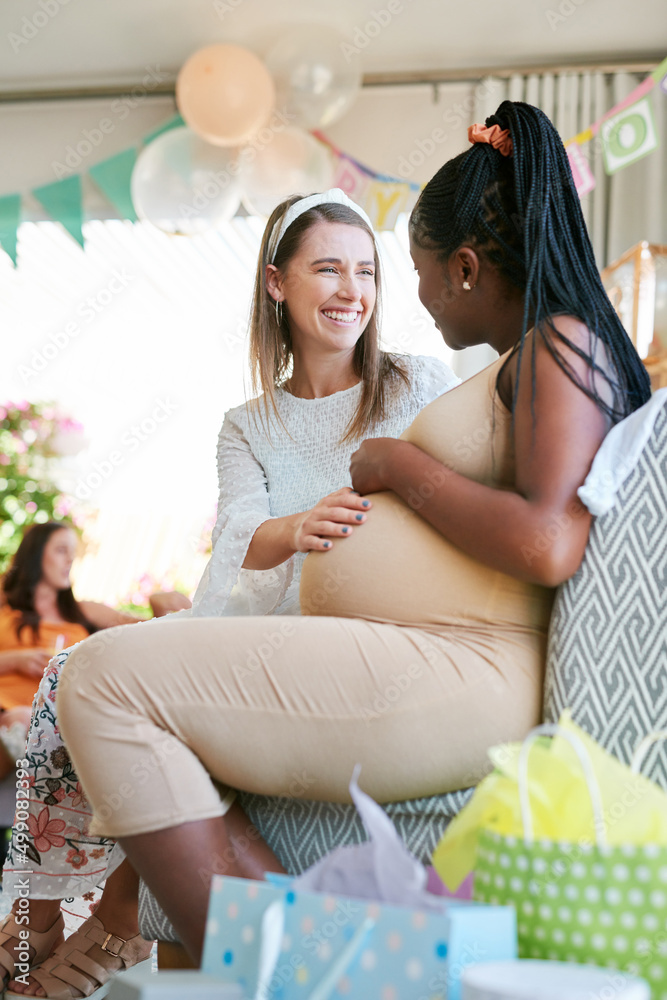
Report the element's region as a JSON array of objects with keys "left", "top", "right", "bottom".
[{"left": 292, "top": 765, "right": 444, "bottom": 911}]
